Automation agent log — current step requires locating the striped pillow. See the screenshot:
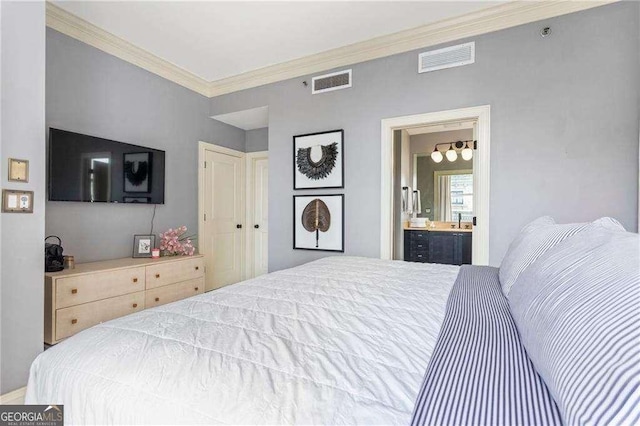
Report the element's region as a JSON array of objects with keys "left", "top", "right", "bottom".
[
  {"left": 508, "top": 227, "right": 640, "bottom": 425},
  {"left": 499, "top": 217, "right": 624, "bottom": 295}
]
